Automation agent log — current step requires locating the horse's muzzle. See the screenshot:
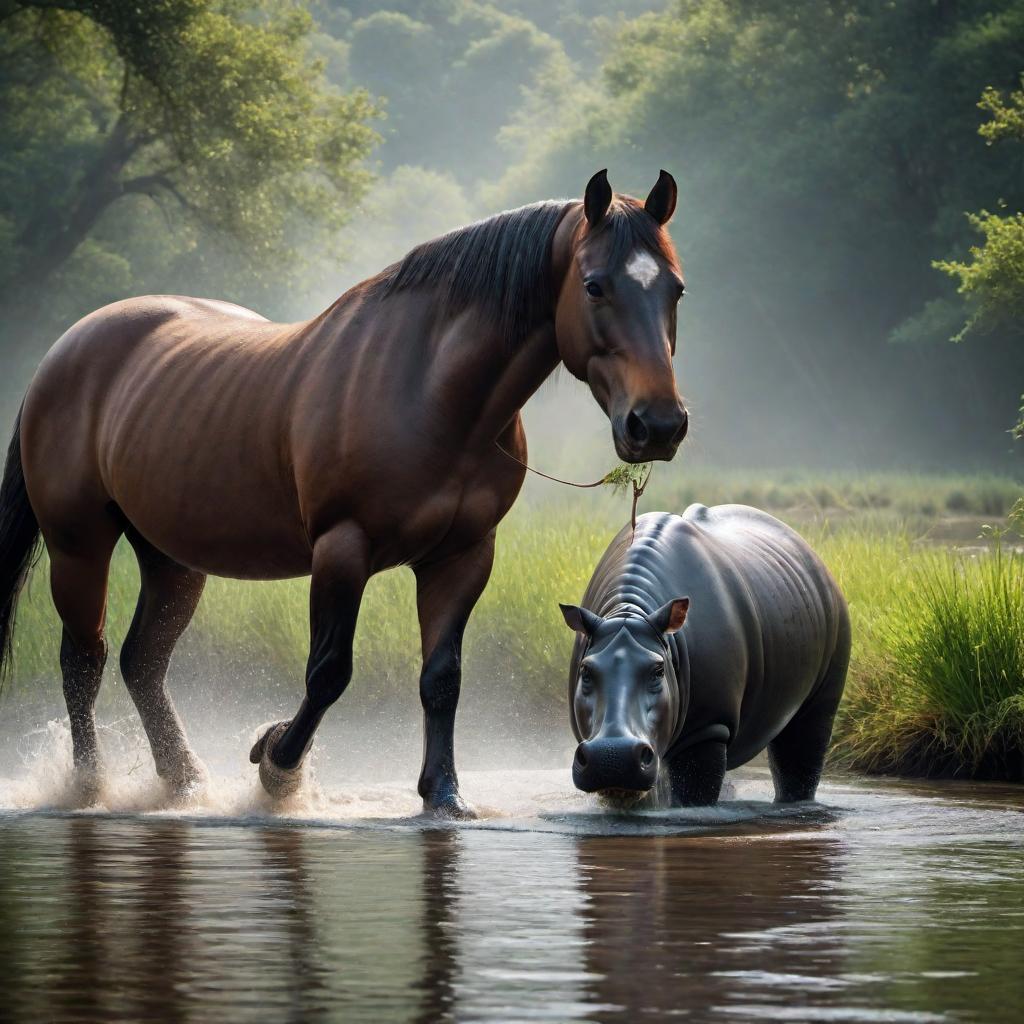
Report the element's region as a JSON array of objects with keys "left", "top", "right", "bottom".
[{"left": 615, "top": 405, "right": 688, "bottom": 462}]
